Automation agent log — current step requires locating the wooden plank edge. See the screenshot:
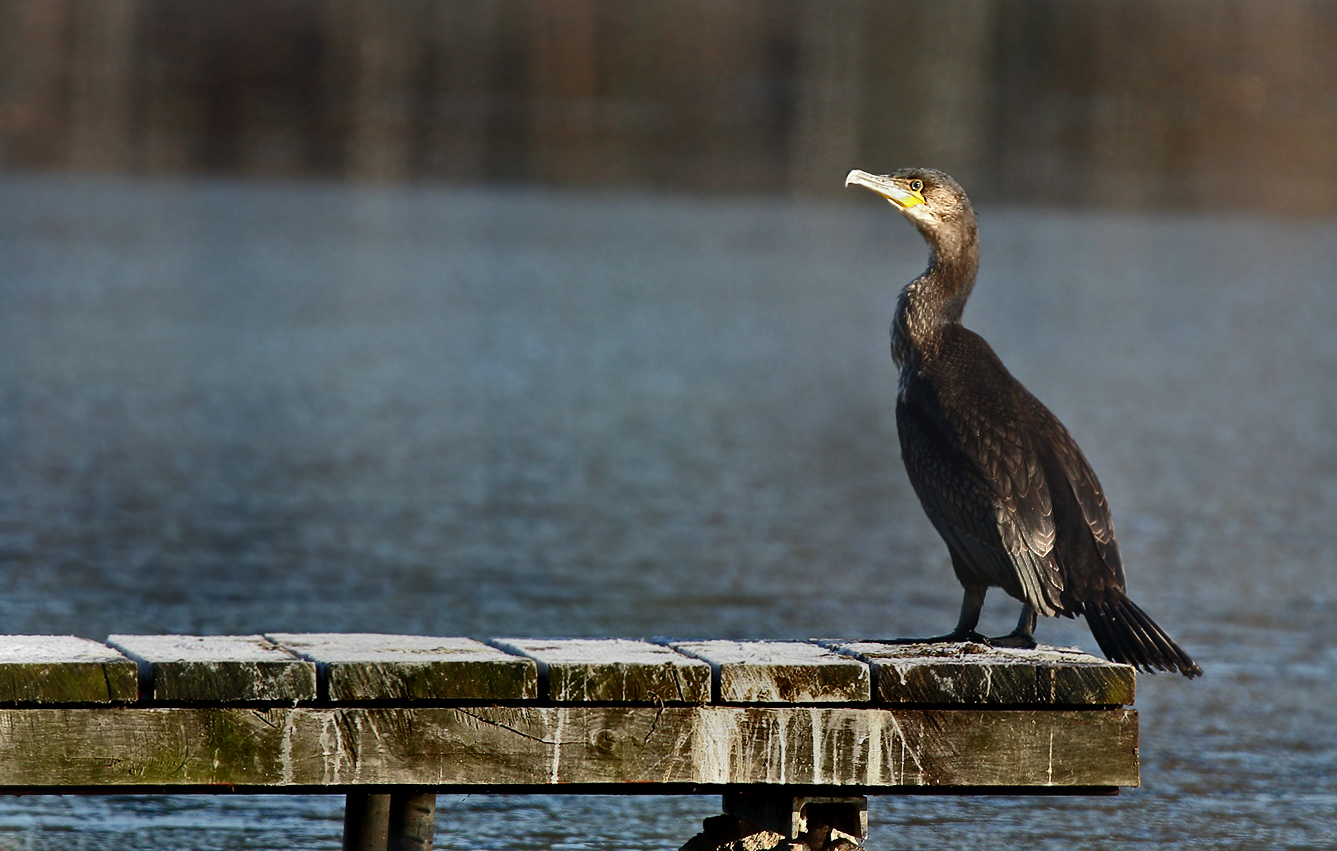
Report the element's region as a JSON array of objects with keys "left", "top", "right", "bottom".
[
  {"left": 0, "top": 705, "right": 1138, "bottom": 790},
  {"left": 653, "top": 638, "right": 874, "bottom": 704},
  {"left": 0, "top": 782, "right": 1127, "bottom": 796},
  {"left": 270, "top": 635, "right": 539, "bottom": 703},
  {"left": 489, "top": 638, "right": 712, "bottom": 705},
  {"left": 821, "top": 641, "right": 1136, "bottom": 707},
  {"left": 105, "top": 635, "right": 318, "bottom": 704},
  {"left": 0, "top": 637, "right": 141, "bottom": 705}
]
